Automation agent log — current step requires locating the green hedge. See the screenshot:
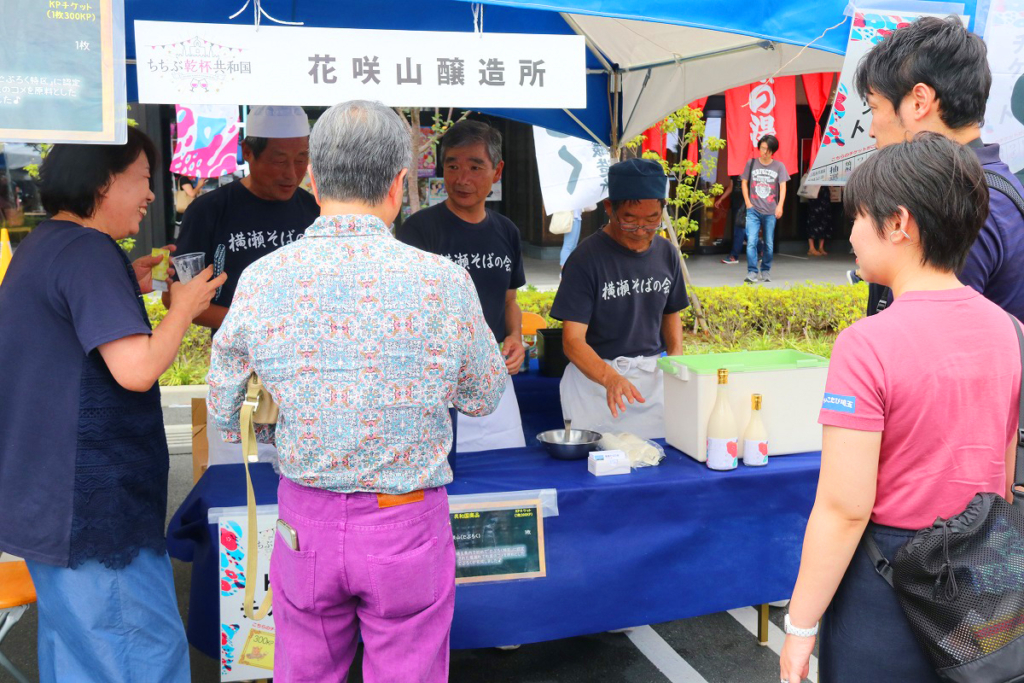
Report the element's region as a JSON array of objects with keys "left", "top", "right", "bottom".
[
  {"left": 520, "top": 282, "right": 868, "bottom": 358},
  {"left": 149, "top": 282, "right": 868, "bottom": 385}
]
